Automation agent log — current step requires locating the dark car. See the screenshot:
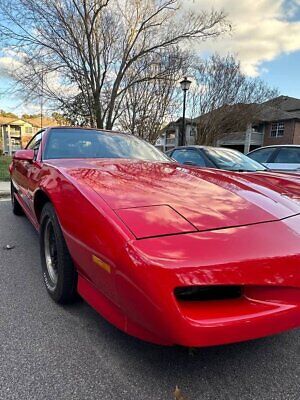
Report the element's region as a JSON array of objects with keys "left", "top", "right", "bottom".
[
  {"left": 167, "top": 146, "right": 267, "bottom": 172},
  {"left": 247, "top": 145, "right": 300, "bottom": 171}
]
